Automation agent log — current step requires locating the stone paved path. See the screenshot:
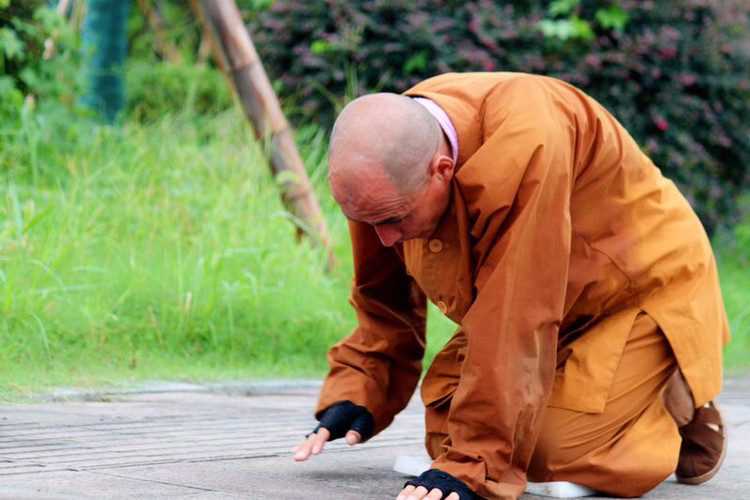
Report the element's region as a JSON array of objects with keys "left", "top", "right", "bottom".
[{"left": 0, "top": 377, "right": 747, "bottom": 499}]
